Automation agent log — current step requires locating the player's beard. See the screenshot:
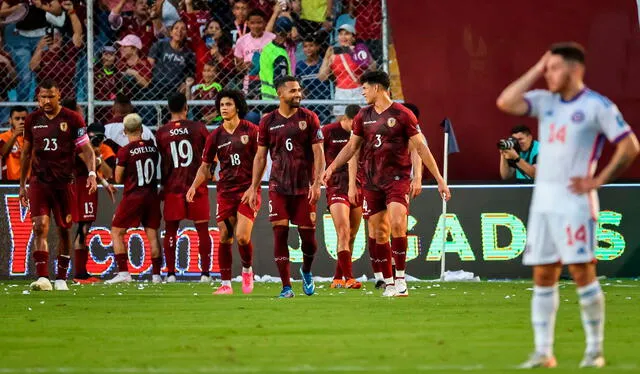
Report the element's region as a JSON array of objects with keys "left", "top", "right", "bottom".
[
  {"left": 548, "top": 72, "right": 571, "bottom": 94},
  {"left": 287, "top": 97, "right": 301, "bottom": 108}
]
